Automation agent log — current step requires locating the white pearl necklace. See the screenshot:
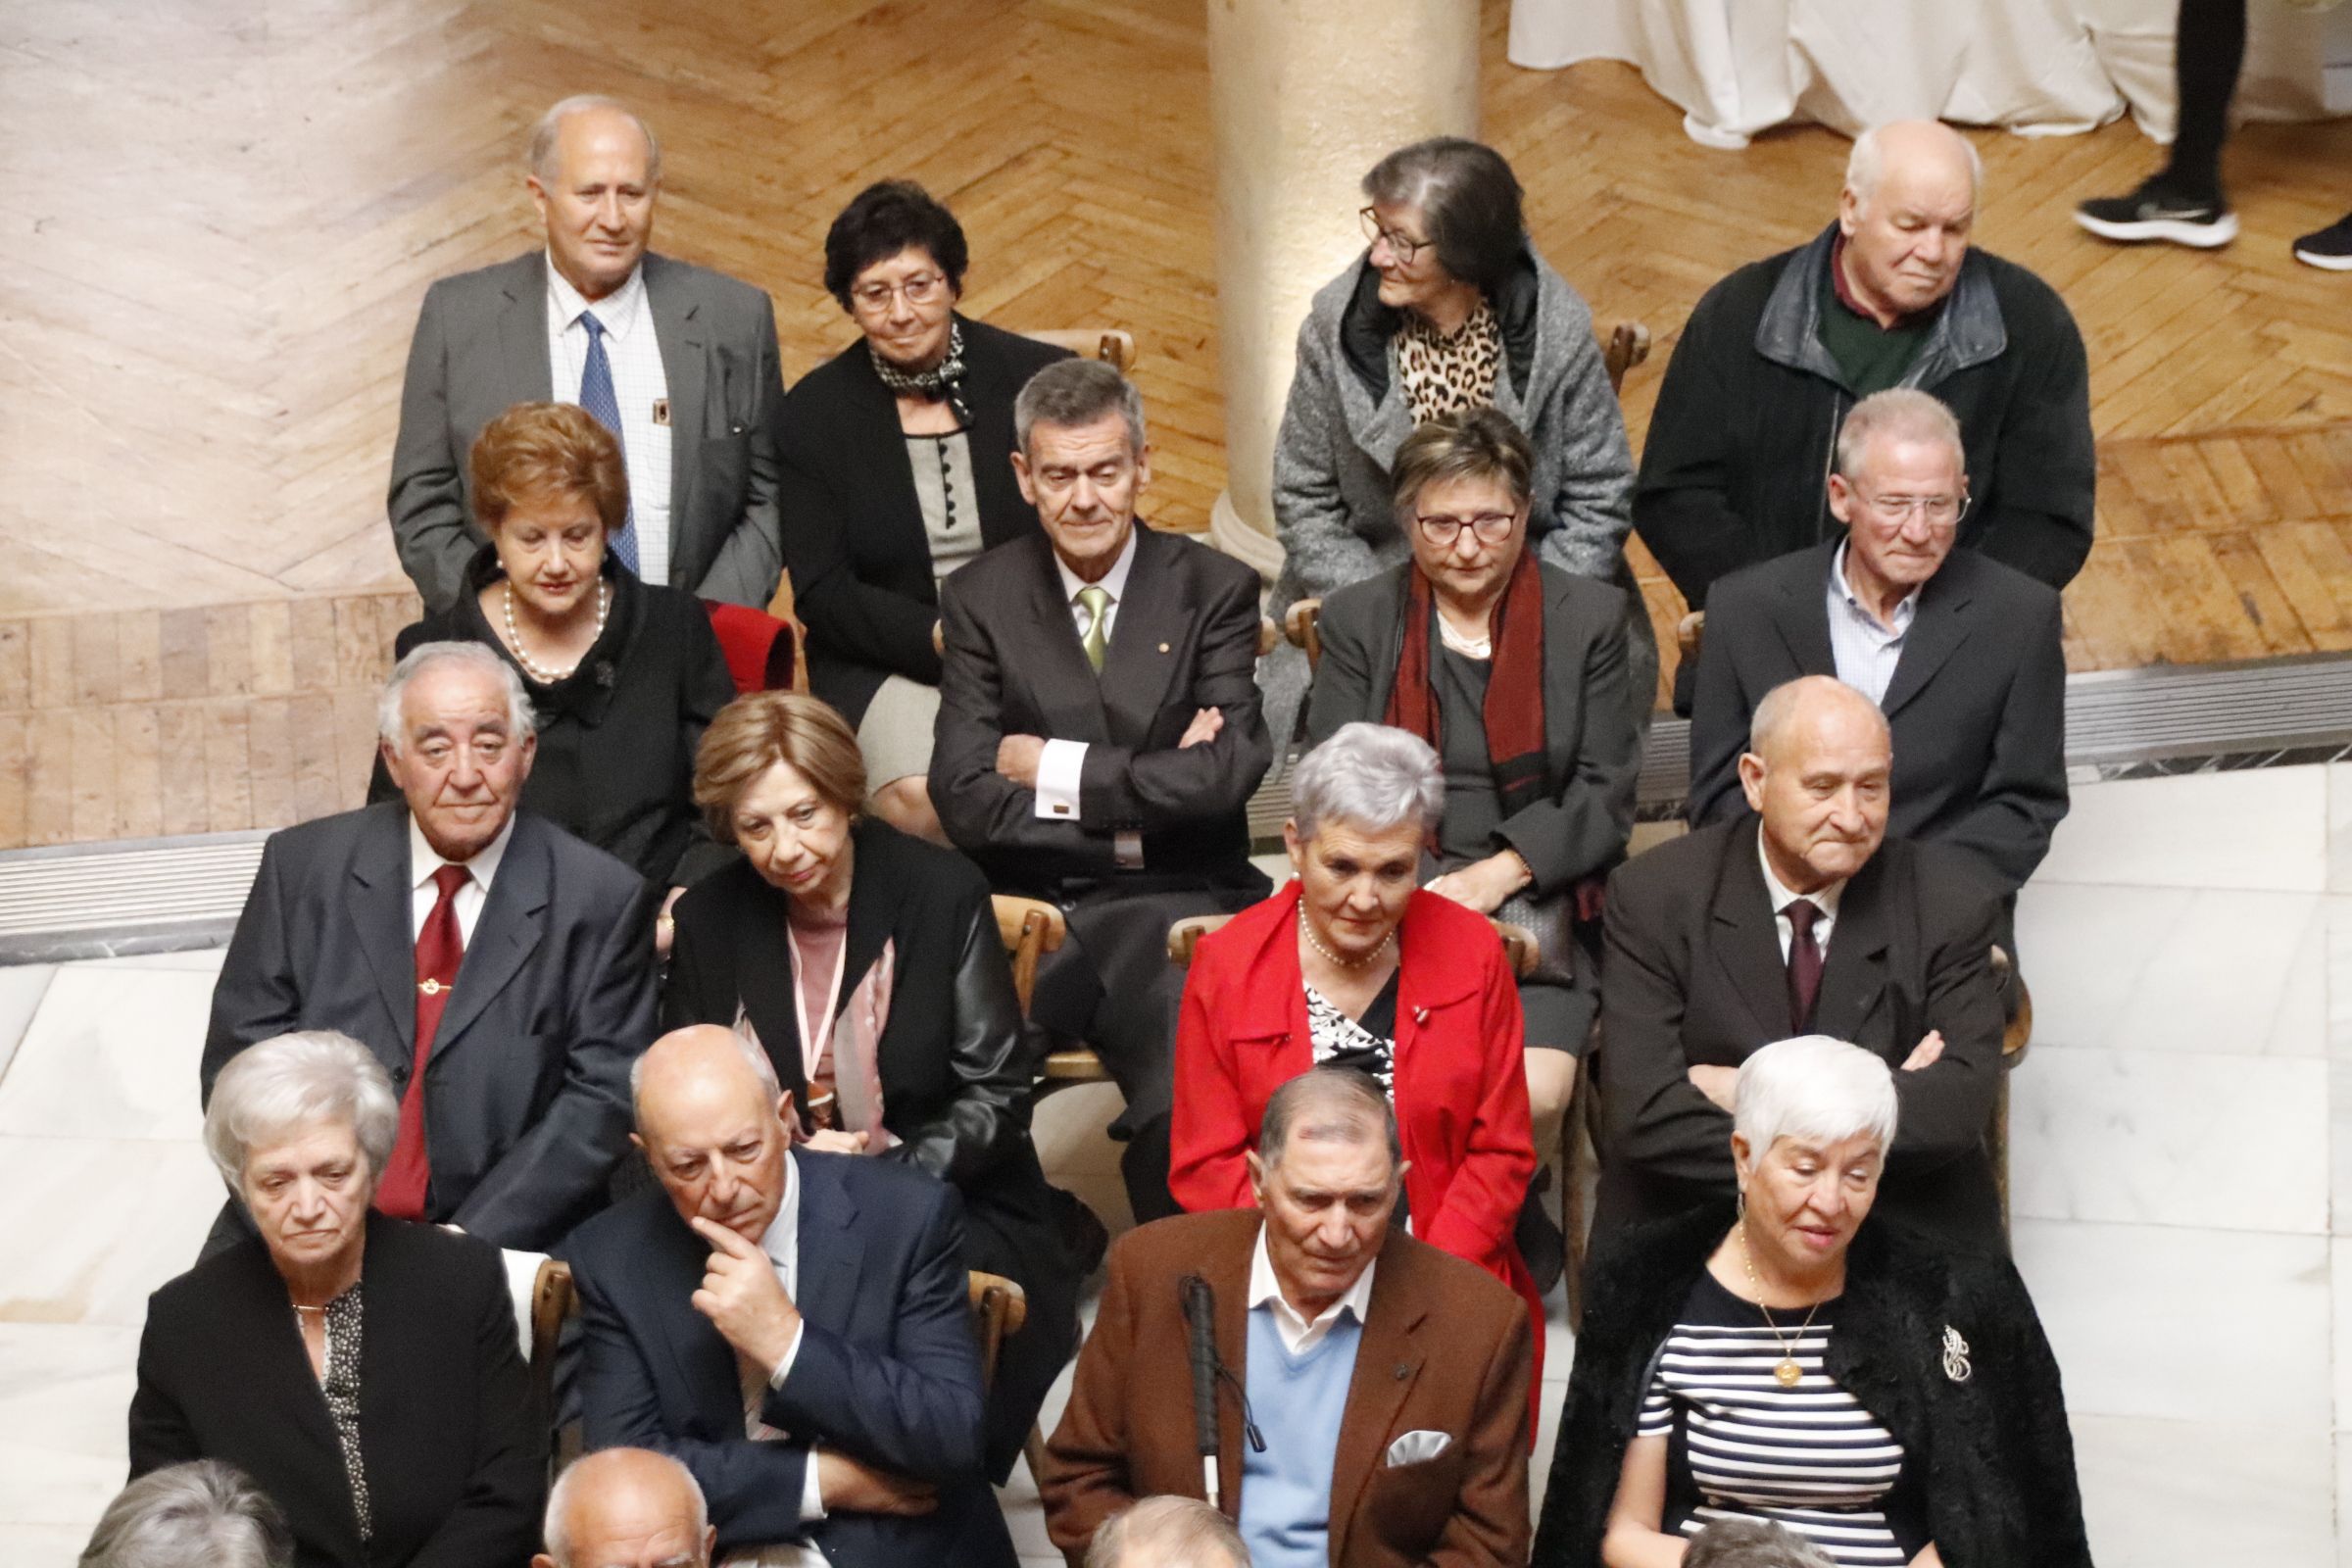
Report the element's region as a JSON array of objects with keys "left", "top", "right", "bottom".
[{"left": 503, "top": 579, "right": 610, "bottom": 683}]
